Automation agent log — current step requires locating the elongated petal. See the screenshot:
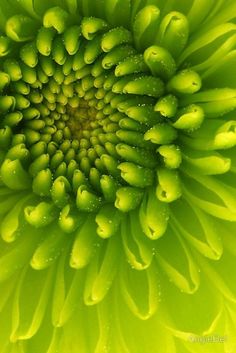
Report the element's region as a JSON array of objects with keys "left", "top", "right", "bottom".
[
  {"left": 119, "top": 260, "right": 160, "bottom": 320},
  {"left": 11, "top": 266, "right": 54, "bottom": 341},
  {"left": 121, "top": 212, "right": 153, "bottom": 270},
  {"left": 84, "top": 235, "right": 120, "bottom": 304}
]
